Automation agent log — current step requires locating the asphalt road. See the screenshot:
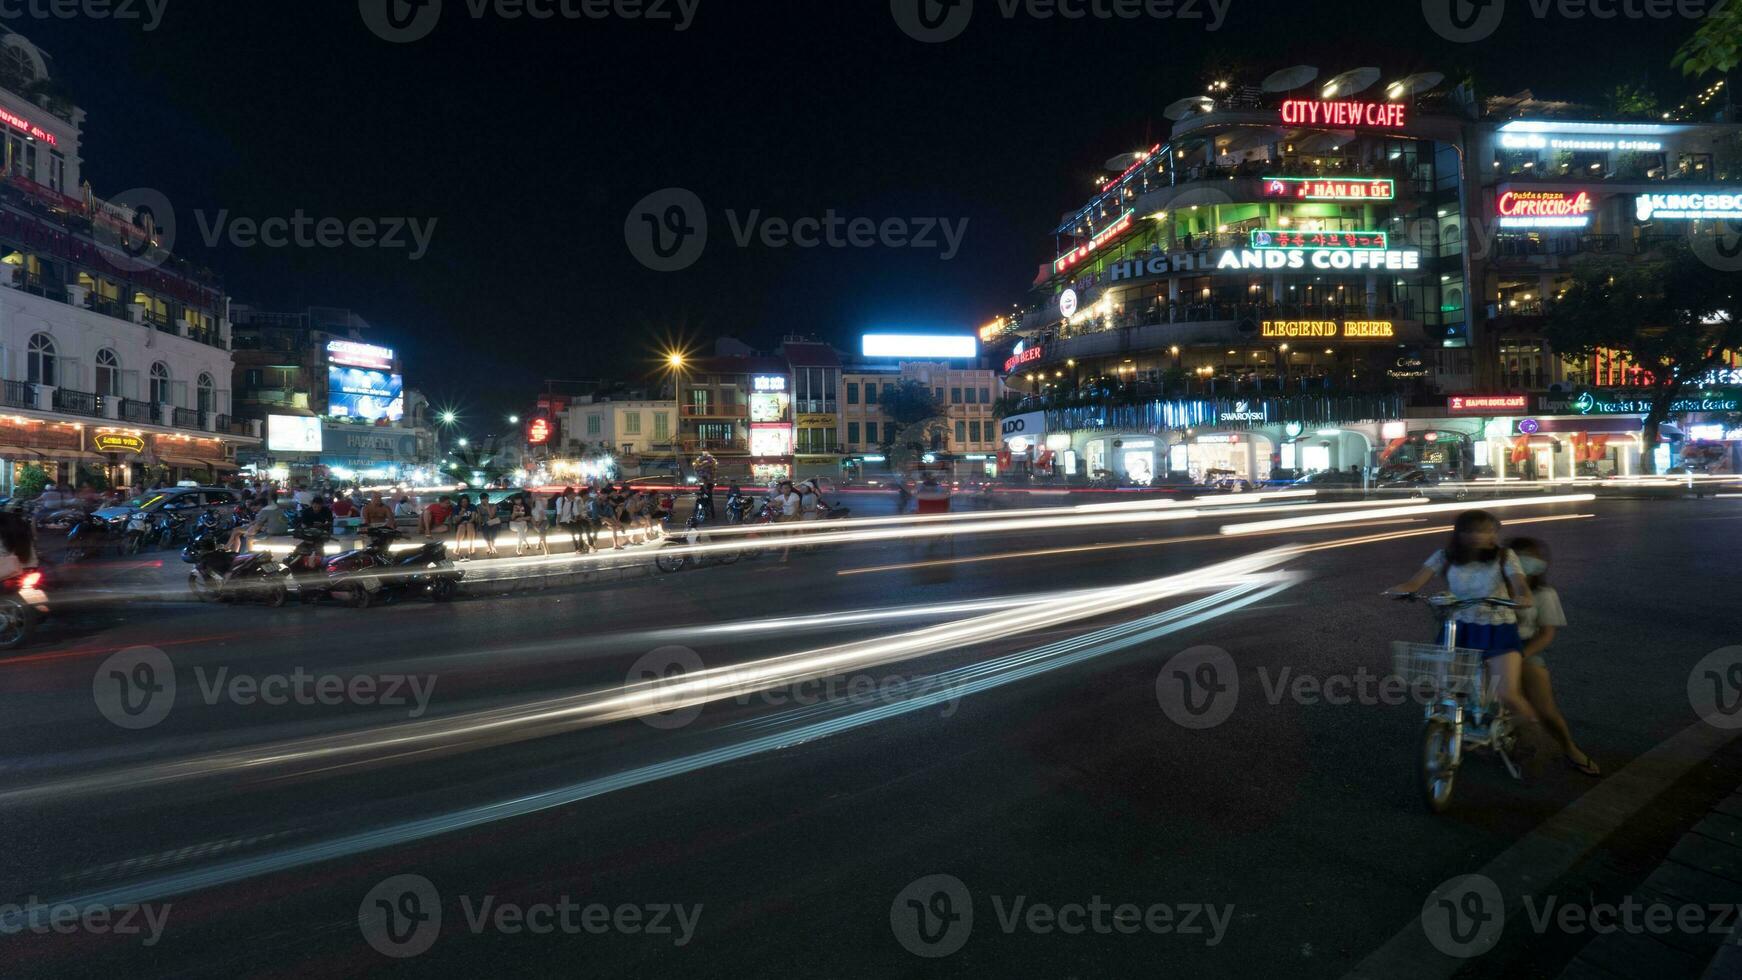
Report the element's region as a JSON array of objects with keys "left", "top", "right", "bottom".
[{"left": 2, "top": 491, "right": 1740, "bottom": 978}]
